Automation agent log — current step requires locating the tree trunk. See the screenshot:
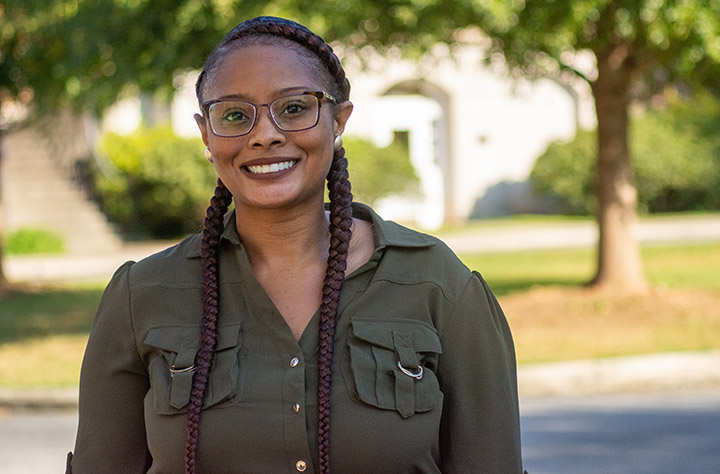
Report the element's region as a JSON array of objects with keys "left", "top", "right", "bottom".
[
  {"left": 588, "top": 48, "right": 649, "bottom": 293},
  {"left": 0, "top": 127, "right": 8, "bottom": 295}
]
